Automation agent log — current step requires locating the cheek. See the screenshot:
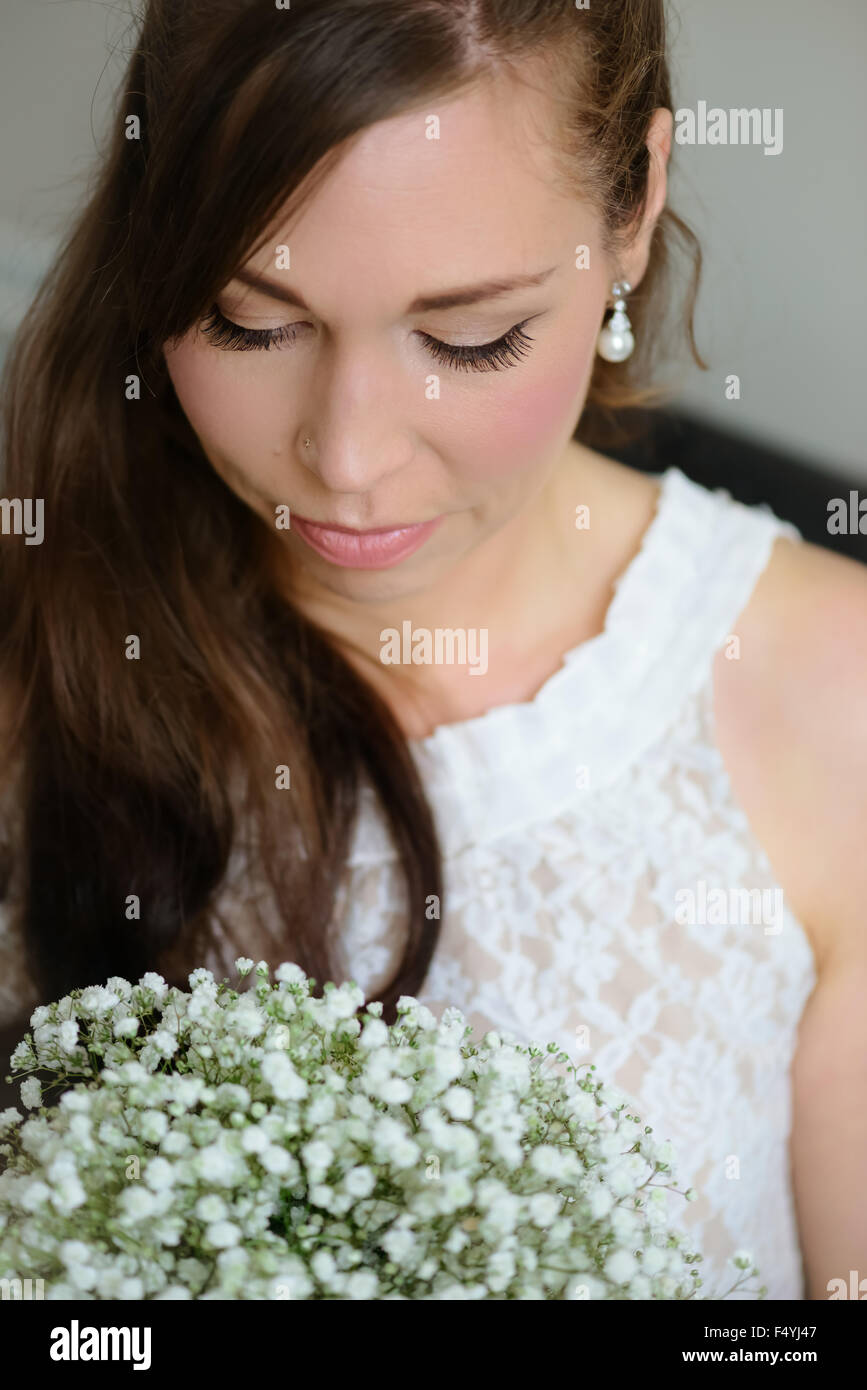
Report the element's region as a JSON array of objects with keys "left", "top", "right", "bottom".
[
  {"left": 164, "top": 341, "right": 290, "bottom": 469},
  {"left": 454, "top": 344, "right": 596, "bottom": 483}
]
